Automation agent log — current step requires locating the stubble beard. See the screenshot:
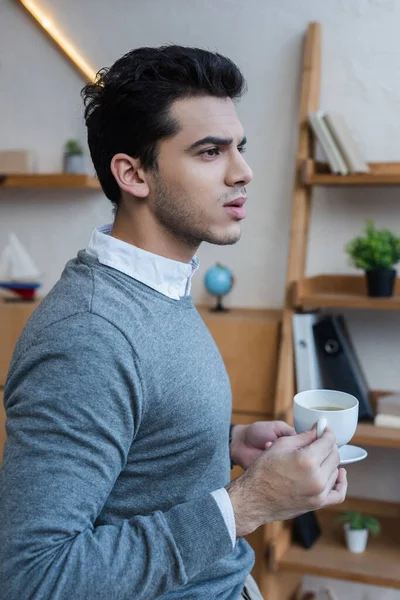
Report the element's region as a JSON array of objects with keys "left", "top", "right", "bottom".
[{"left": 152, "top": 174, "right": 242, "bottom": 250}]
